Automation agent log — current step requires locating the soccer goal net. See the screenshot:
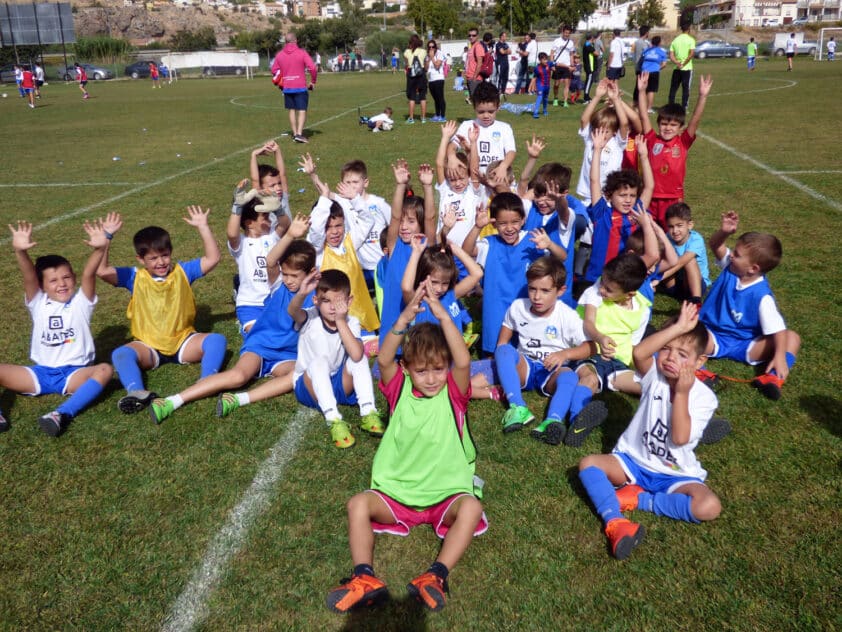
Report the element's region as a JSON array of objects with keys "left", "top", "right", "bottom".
[{"left": 817, "top": 28, "right": 842, "bottom": 61}]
